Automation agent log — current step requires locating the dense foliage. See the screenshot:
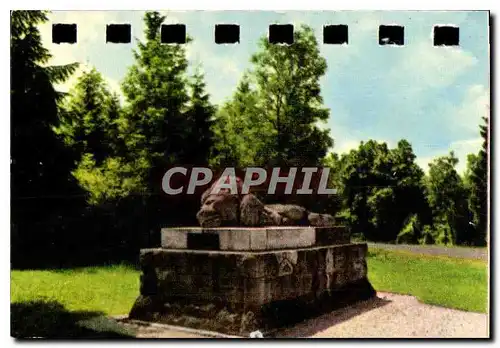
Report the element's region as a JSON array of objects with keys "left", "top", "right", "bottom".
[
  {"left": 10, "top": 11, "right": 489, "bottom": 267},
  {"left": 212, "top": 25, "right": 332, "bottom": 167},
  {"left": 326, "top": 140, "right": 430, "bottom": 243}
]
